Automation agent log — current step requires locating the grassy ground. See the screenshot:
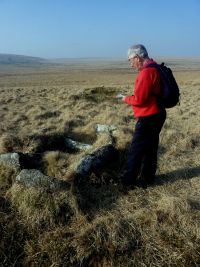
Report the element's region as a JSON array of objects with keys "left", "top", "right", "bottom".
[{"left": 0, "top": 59, "right": 200, "bottom": 266}]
